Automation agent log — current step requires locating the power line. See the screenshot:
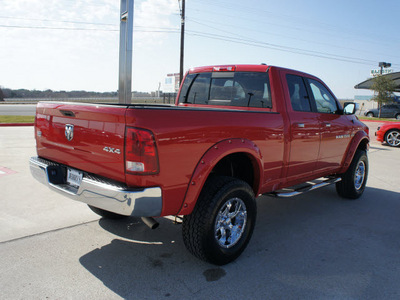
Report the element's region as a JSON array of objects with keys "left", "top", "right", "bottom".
[
  {"left": 1, "top": 22, "right": 396, "bottom": 66},
  {"left": 188, "top": 3, "right": 396, "bottom": 49},
  {"left": 0, "top": 24, "right": 179, "bottom": 33},
  {"left": 0, "top": 15, "right": 116, "bottom": 27},
  {"left": 185, "top": 30, "right": 382, "bottom": 66},
  {"left": 1, "top": 16, "right": 397, "bottom": 67},
  {"left": 188, "top": 17, "right": 400, "bottom": 63}
]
